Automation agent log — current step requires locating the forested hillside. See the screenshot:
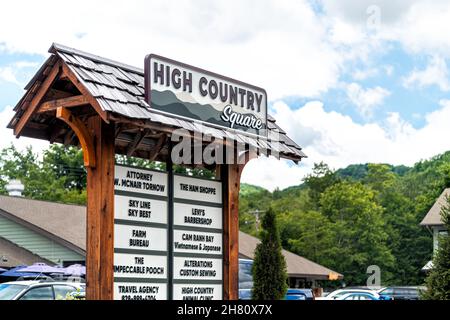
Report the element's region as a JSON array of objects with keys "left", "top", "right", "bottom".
[
  {"left": 1, "top": 143, "right": 449, "bottom": 286},
  {"left": 240, "top": 153, "right": 450, "bottom": 286}
]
